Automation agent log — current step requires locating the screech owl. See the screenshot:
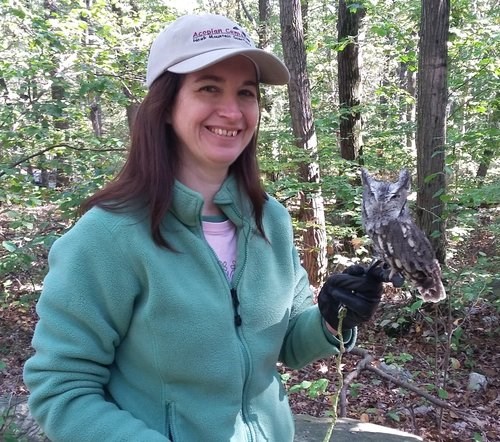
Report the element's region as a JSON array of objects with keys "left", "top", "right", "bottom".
[{"left": 361, "top": 168, "right": 446, "bottom": 302}]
